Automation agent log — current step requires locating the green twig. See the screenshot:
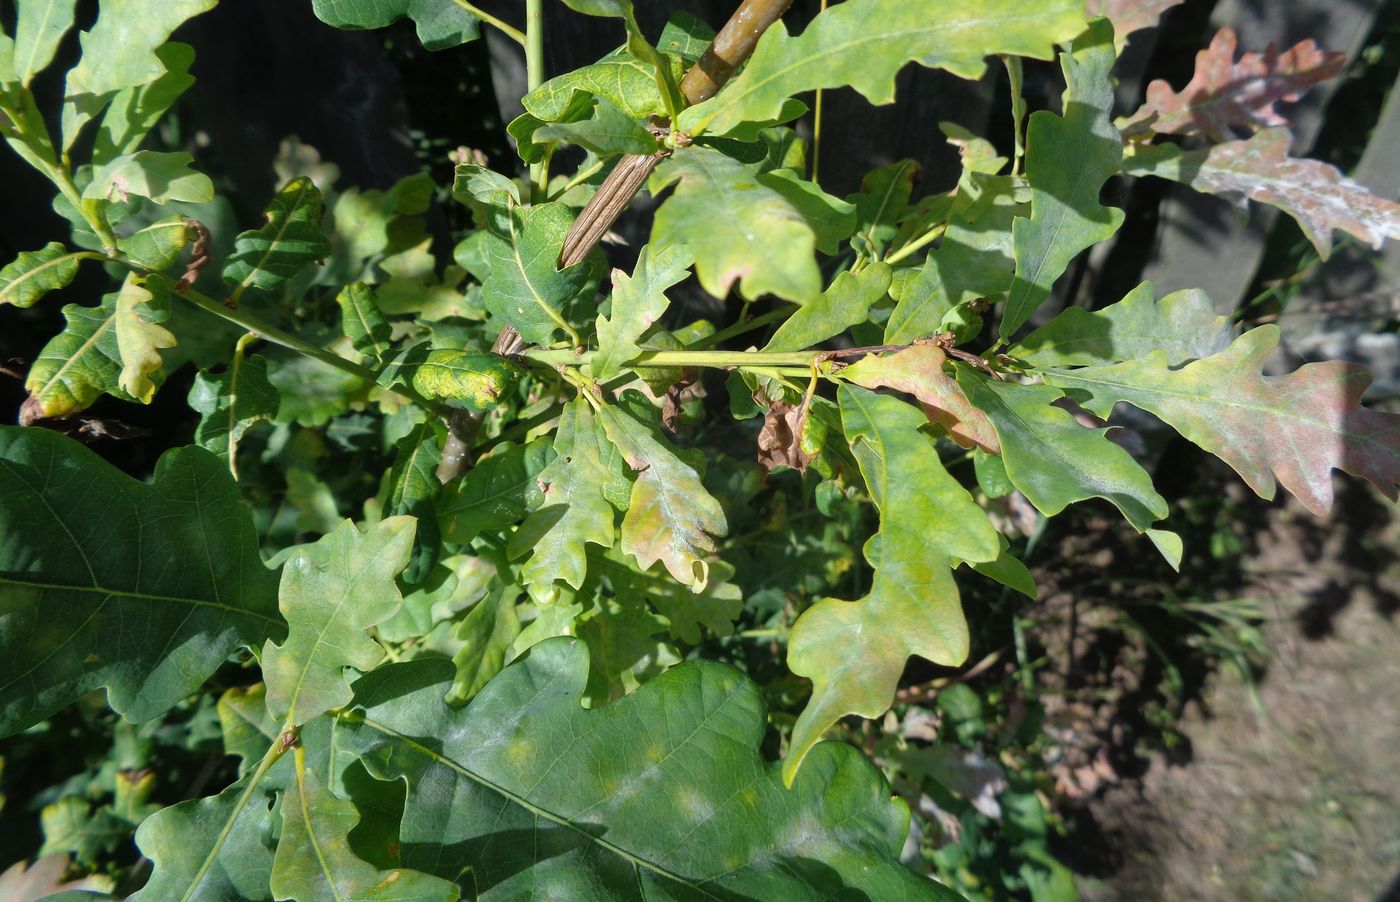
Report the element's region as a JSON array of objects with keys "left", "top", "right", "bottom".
[
  {"left": 453, "top": 0, "right": 526, "bottom": 45},
  {"left": 526, "top": 0, "right": 546, "bottom": 200}
]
